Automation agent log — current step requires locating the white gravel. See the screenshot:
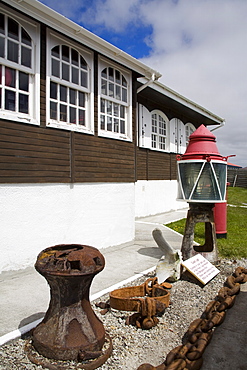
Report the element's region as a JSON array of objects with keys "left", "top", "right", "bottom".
[{"left": 0, "top": 258, "right": 246, "bottom": 370}]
